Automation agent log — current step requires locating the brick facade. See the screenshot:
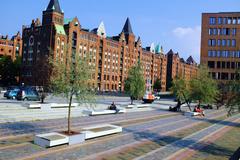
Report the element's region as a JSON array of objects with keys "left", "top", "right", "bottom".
[
  {"left": 20, "top": 0, "right": 197, "bottom": 92},
  {"left": 0, "top": 32, "right": 22, "bottom": 60},
  {"left": 166, "top": 50, "right": 198, "bottom": 90}
]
